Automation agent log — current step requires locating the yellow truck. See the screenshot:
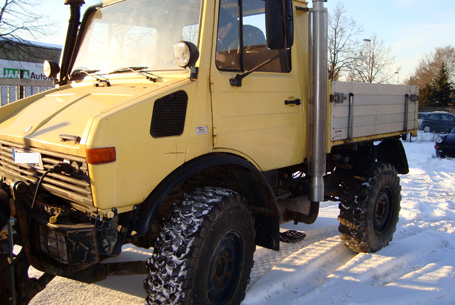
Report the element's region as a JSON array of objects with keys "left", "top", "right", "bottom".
[{"left": 0, "top": 0, "right": 418, "bottom": 304}]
